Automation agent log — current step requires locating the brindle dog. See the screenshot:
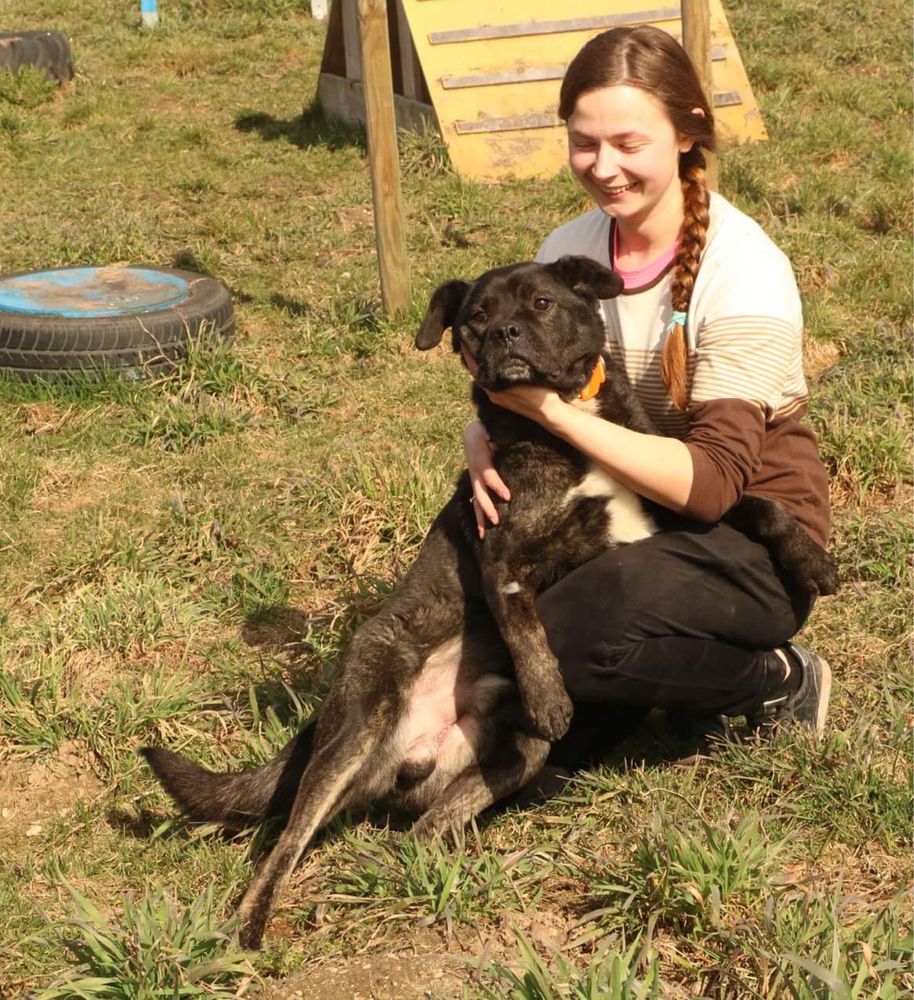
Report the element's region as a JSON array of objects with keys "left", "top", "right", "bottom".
[{"left": 142, "top": 256, "right": 837, "bottom": 949}]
